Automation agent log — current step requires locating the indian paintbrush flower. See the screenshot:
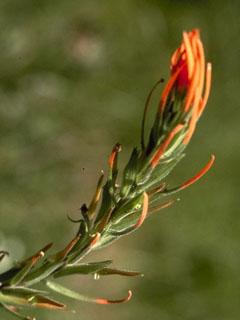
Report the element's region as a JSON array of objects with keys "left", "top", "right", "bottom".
[
  {"left": 142, "top": 29, "right": 212, "bottom": 170},
  {"left": 0, "top": 29, "right": 214, "bottom": 320}
]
